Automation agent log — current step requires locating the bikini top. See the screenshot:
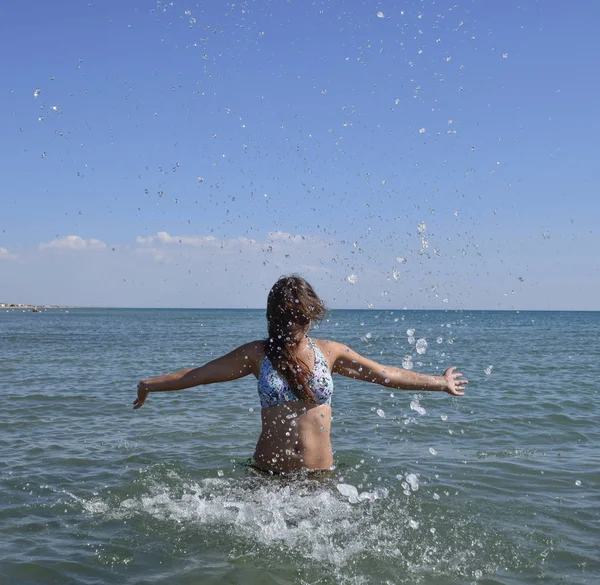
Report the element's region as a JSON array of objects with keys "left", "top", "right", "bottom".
[{"left": 257, "top": 337, "right": 334, "bottom": 409}]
